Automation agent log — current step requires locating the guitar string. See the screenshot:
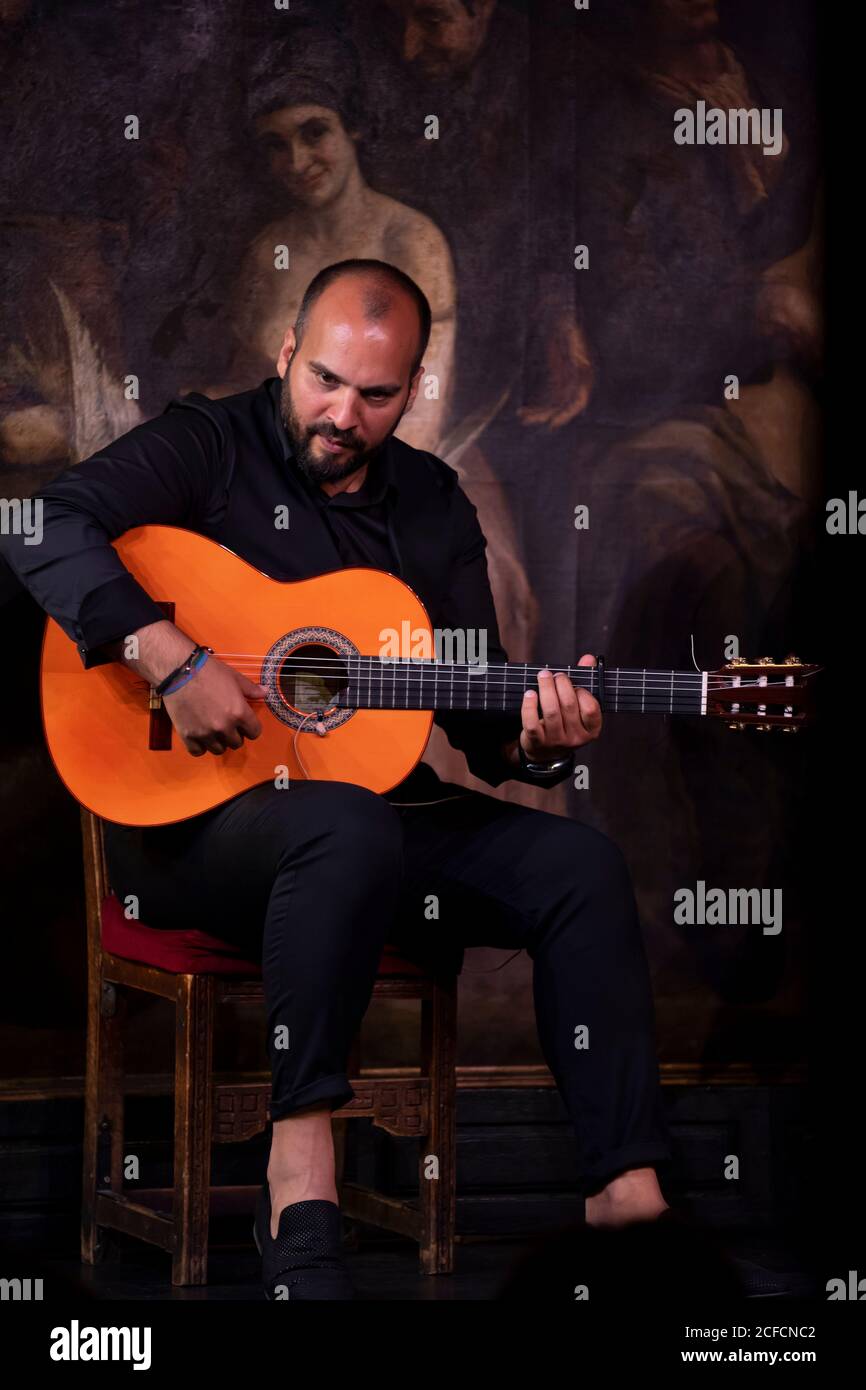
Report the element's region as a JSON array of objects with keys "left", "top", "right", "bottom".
[
  {"left": 172, "top": 677, "right": 801, "bottom": 695},
  {"left": 195, "top": 657, "right": 815, "bottom": 686},
  {"left": 158, "top": 658, "right": 802, "bottom": 688},
  {"left": 129, "top": 674, "right": 801, "bottom": 696},
  {"left": 129, "top": 671, "right": 802, "bottom": 696},
  {"left": 202, "top": 652, "right": 811, "bottom": 679},
  {"left": 141, "top": 695, "right": 759, "bottom": 706},
  {"left": 205, "top": 652, "right": 817, "bottom": 670},
  {"left": 217, "top": 668, "right": 710, "bottom": 685},
  {"left": 207, "top": 671, "right": 793, "bottom": 687},
  {"left": 135, "top": 693, "right": 800, "bottom": 715}
]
